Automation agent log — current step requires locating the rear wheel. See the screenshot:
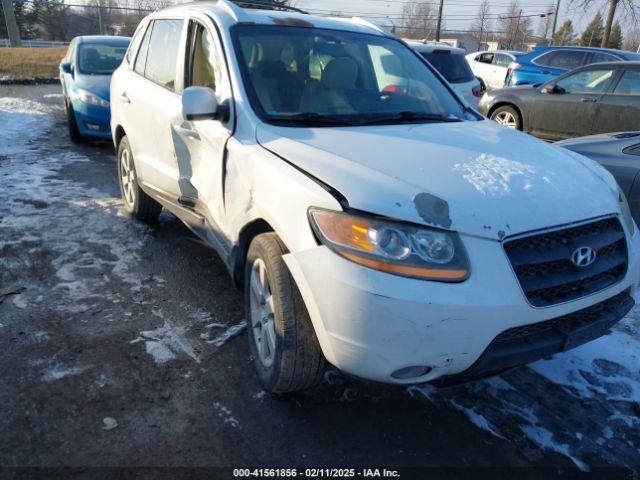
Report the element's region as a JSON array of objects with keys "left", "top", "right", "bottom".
[
  {"left": 117, "top": 136, "right": 162, "bottom": 222},
  {"left": 490, "top": 105, "right": 521, "bottom": 130},
  {"left": 66, "top": 102, "right": 83, "bottom": 143},
  {"left": 245, "top": 233, "right": 325, "bottom": 393}
]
